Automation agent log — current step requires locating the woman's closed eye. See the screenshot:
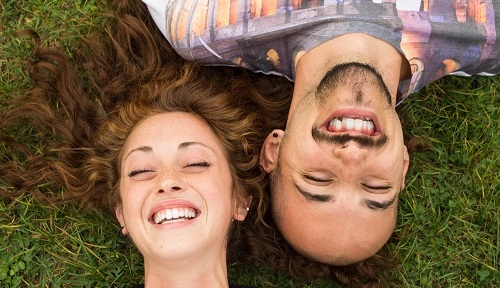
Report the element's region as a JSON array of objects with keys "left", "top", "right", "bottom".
[
  {"left": 128, "top": 168, "right": 154, "bottom": 177},
  {"left": 185, "top": 161, "right": 210, "bottom": 168},
  {"left": 184, "top": 161, "right": 211, "bottom": 172}
]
